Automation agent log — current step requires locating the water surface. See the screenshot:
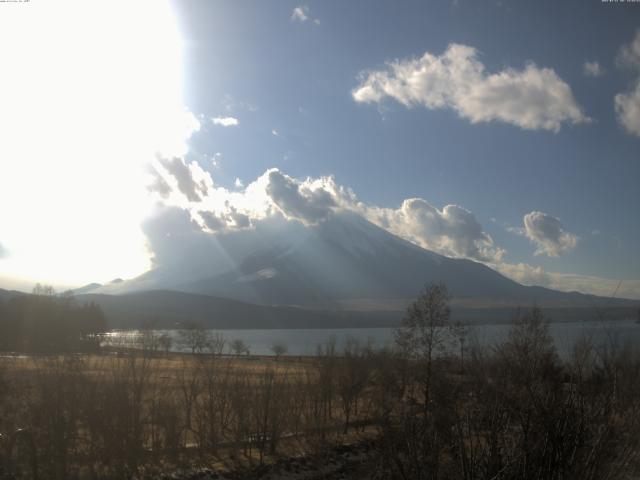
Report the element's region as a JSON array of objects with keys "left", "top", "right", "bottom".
[{"left": 103, "top": 319, "right": 640, "bottom": 358}]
